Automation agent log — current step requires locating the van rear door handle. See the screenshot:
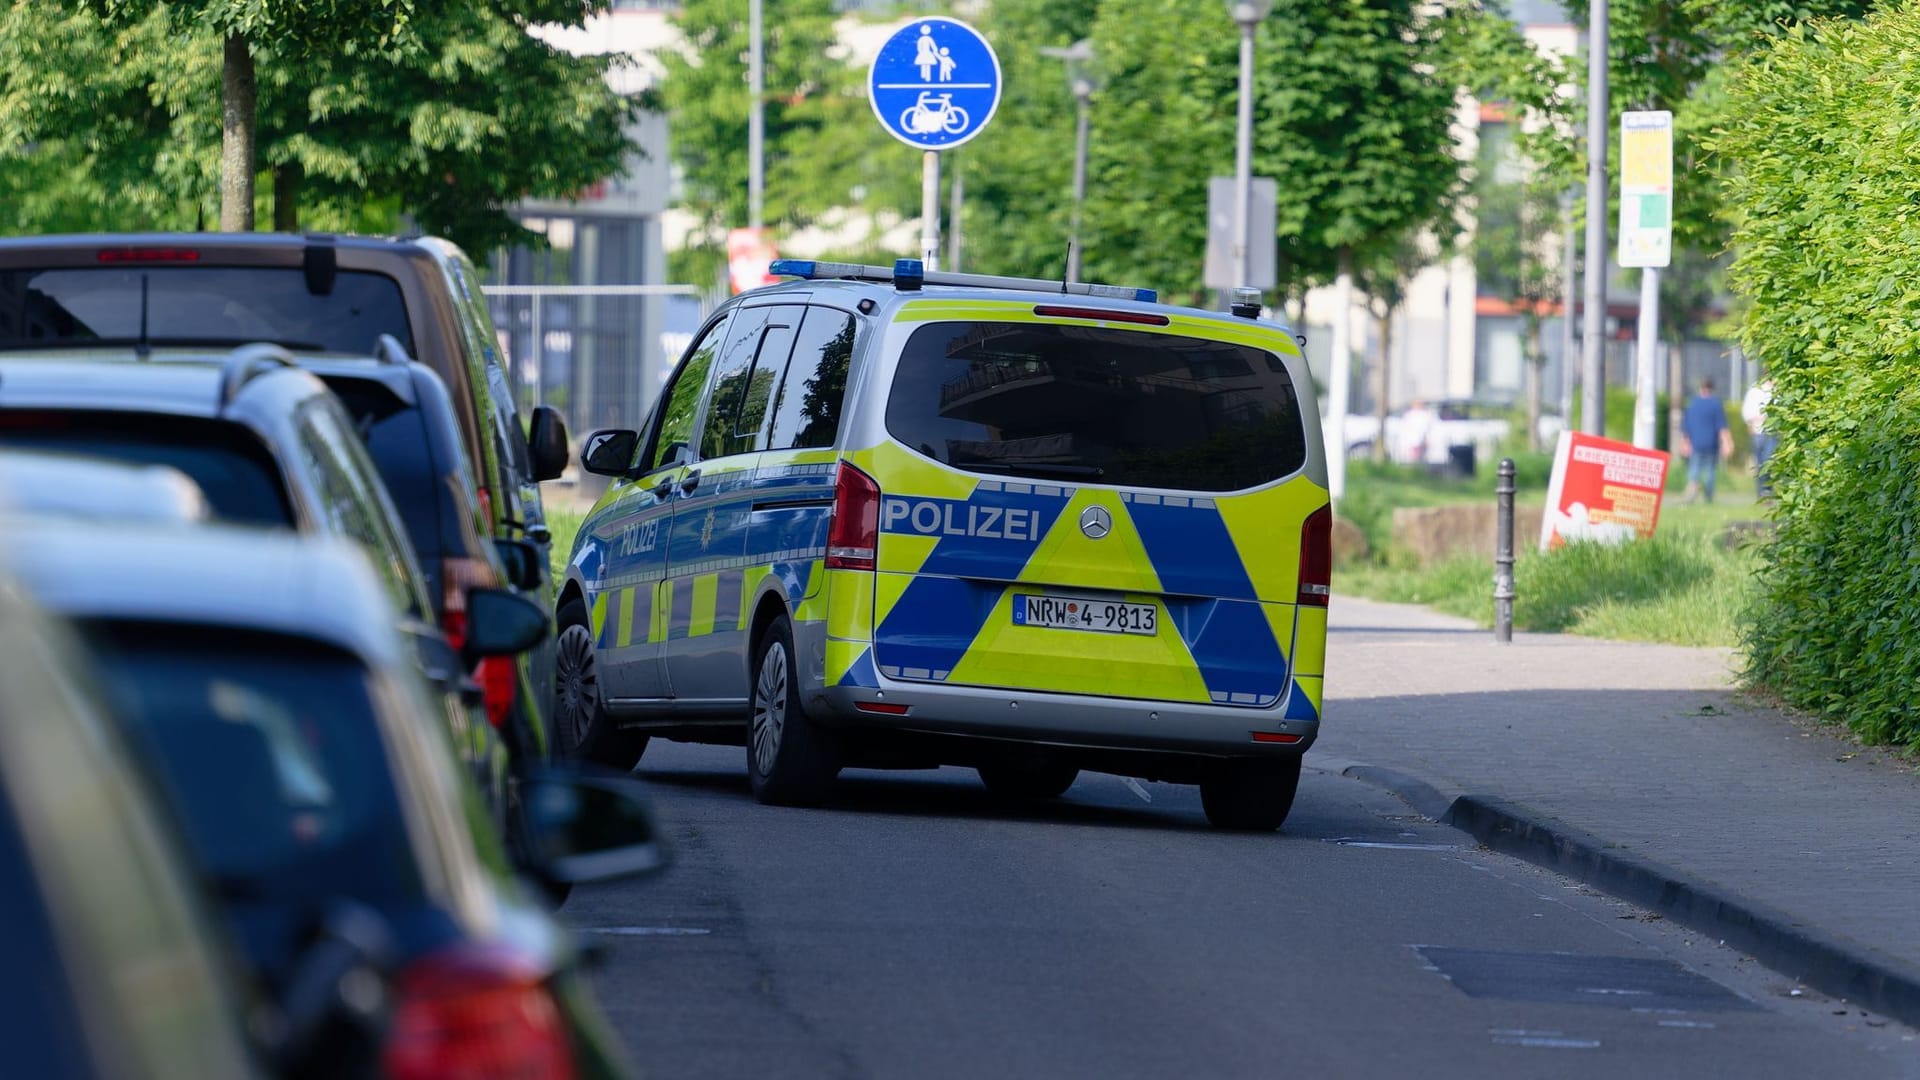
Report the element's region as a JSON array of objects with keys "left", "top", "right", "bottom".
[
  {"left": 679, "top": 470, "right": 701, "bottom": 494},
  {"left": 651, "top": 476, "right": 675, "bottom": 499}
]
